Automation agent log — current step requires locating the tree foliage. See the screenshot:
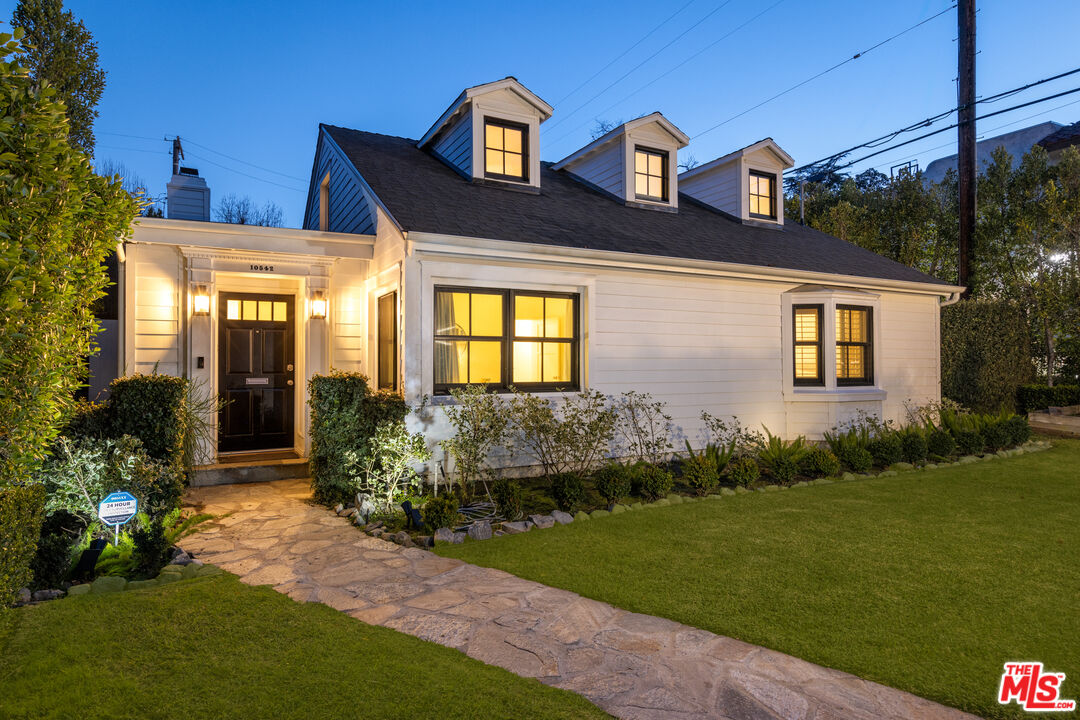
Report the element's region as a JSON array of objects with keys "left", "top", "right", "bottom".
[
  {"left": 0, "top": 30, "right": 140, "bottom": 487},
  {"left": 214, "top": 193, "right": 286, "bottom": 227},
  {"left": 11, "top": 0, "right": 105, "bottom": 154}
]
